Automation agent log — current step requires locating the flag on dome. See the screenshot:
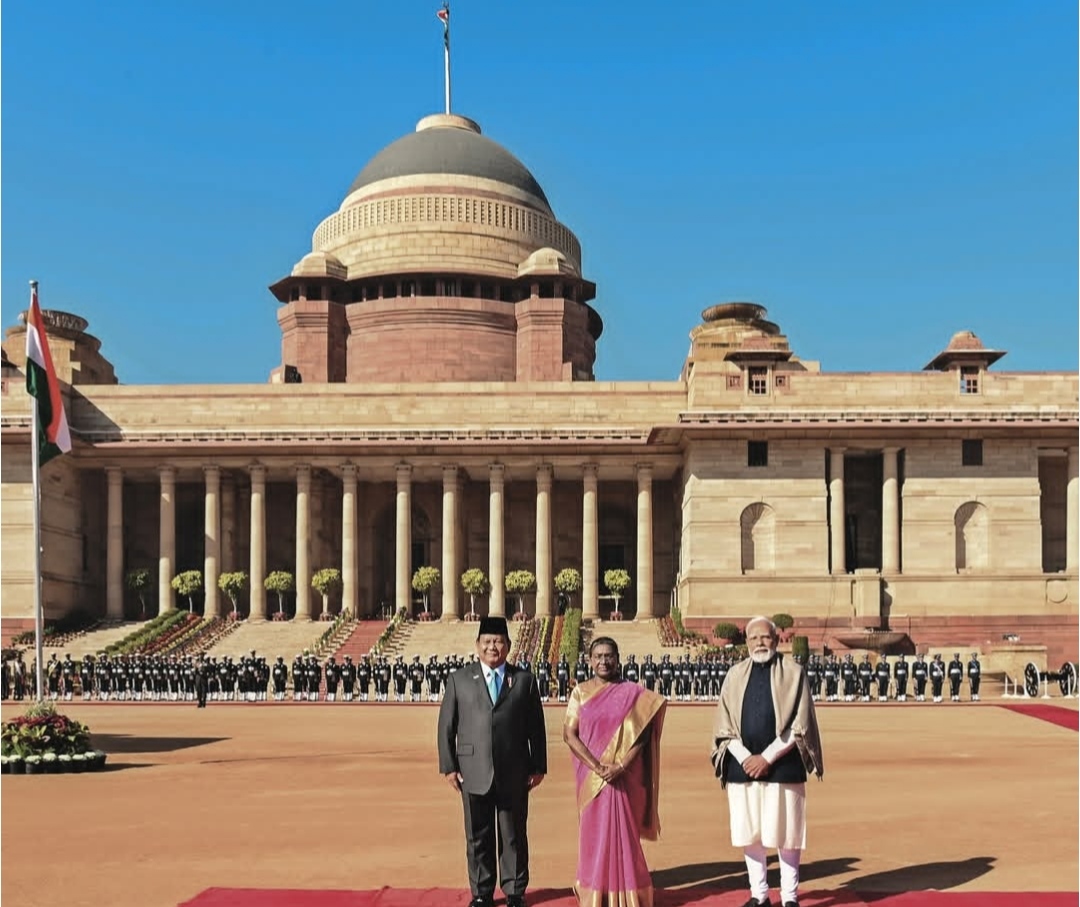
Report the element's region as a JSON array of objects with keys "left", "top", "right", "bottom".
[
  {"left": 437, "top": 4, "right": 449, "bottom": 49},
  {"left": 25, "top": 283, "right": 72, "bottom": 466}
]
